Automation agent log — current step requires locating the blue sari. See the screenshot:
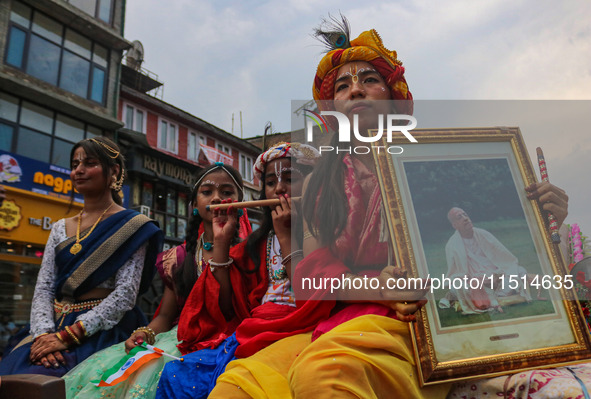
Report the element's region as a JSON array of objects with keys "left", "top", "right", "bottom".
[
  {"left": 0, "top": 210, "right": 163, "bottom": 377},
  {"left": 156, "top": 333, "right": 239, "bottom": 399}
]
